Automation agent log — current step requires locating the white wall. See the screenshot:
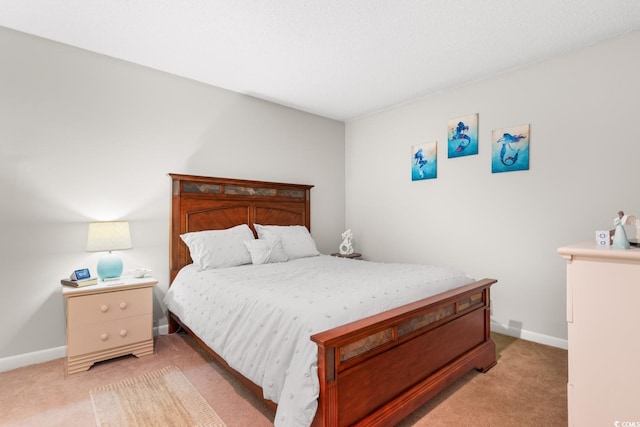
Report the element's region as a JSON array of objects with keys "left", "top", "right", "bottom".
[
  {"left": 345, "top": 30, "right": 640, "bottom": 348},
  {"left": 0, "top": 27, "right": 345, "bottom": 364}
]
